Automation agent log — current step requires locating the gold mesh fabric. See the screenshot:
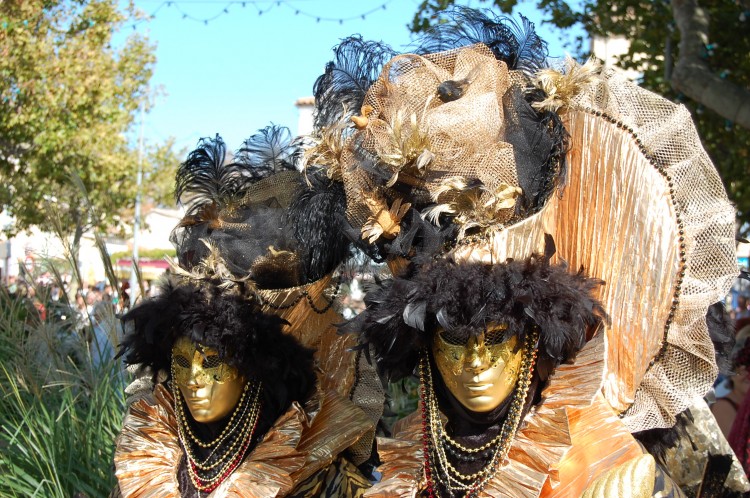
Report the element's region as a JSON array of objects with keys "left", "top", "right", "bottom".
[
  {"left": 241, "top": 170, "right": 301, "bottom": 208},
  {"left": 346, "top": 346, "right": 386, "bottom": 465},
  {"left": 341, "top": 44, "right": 522, "bottom": 233},
  {"left": 449, "top": 65, "right": 737, "bottom": 433}
]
